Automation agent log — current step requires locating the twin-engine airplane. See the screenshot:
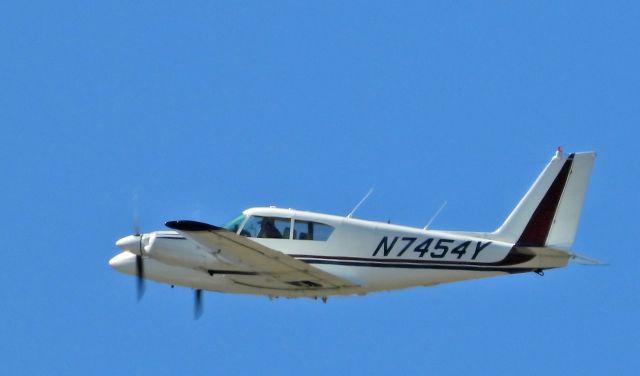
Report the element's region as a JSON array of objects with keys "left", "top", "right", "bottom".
[{"left": 110, "top": 149, "right": 598, "bottom": 317}]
